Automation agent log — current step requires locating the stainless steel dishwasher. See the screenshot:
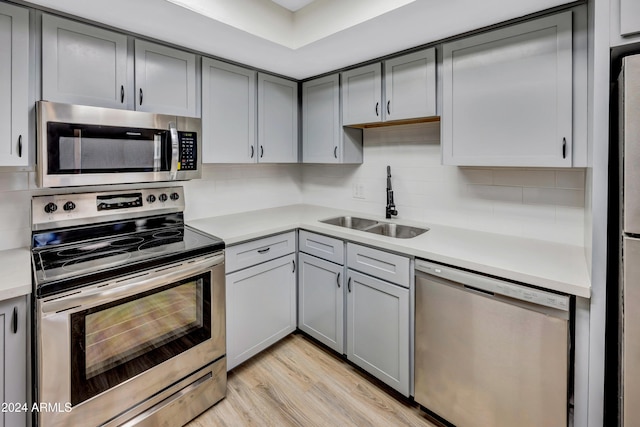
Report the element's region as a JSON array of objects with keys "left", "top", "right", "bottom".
[{"left": 414, "top": 259, "right": 571, "bottom": 427}]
